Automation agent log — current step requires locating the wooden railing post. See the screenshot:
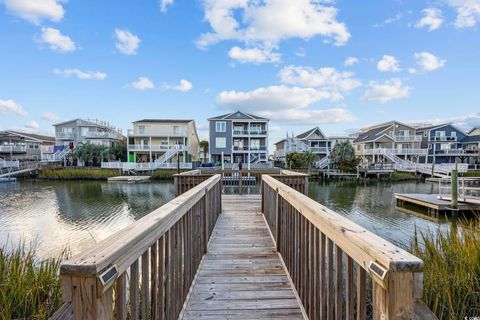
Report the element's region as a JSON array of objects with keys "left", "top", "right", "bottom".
[
  {"left": 275, "top": 188, "right": 280, "bottom": 251},
  {"left": 61, "top": 275, "right": 113, "bottom": 320},
  {"left": 372, "top": 271, "right": 419, "bottom": 319}
]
